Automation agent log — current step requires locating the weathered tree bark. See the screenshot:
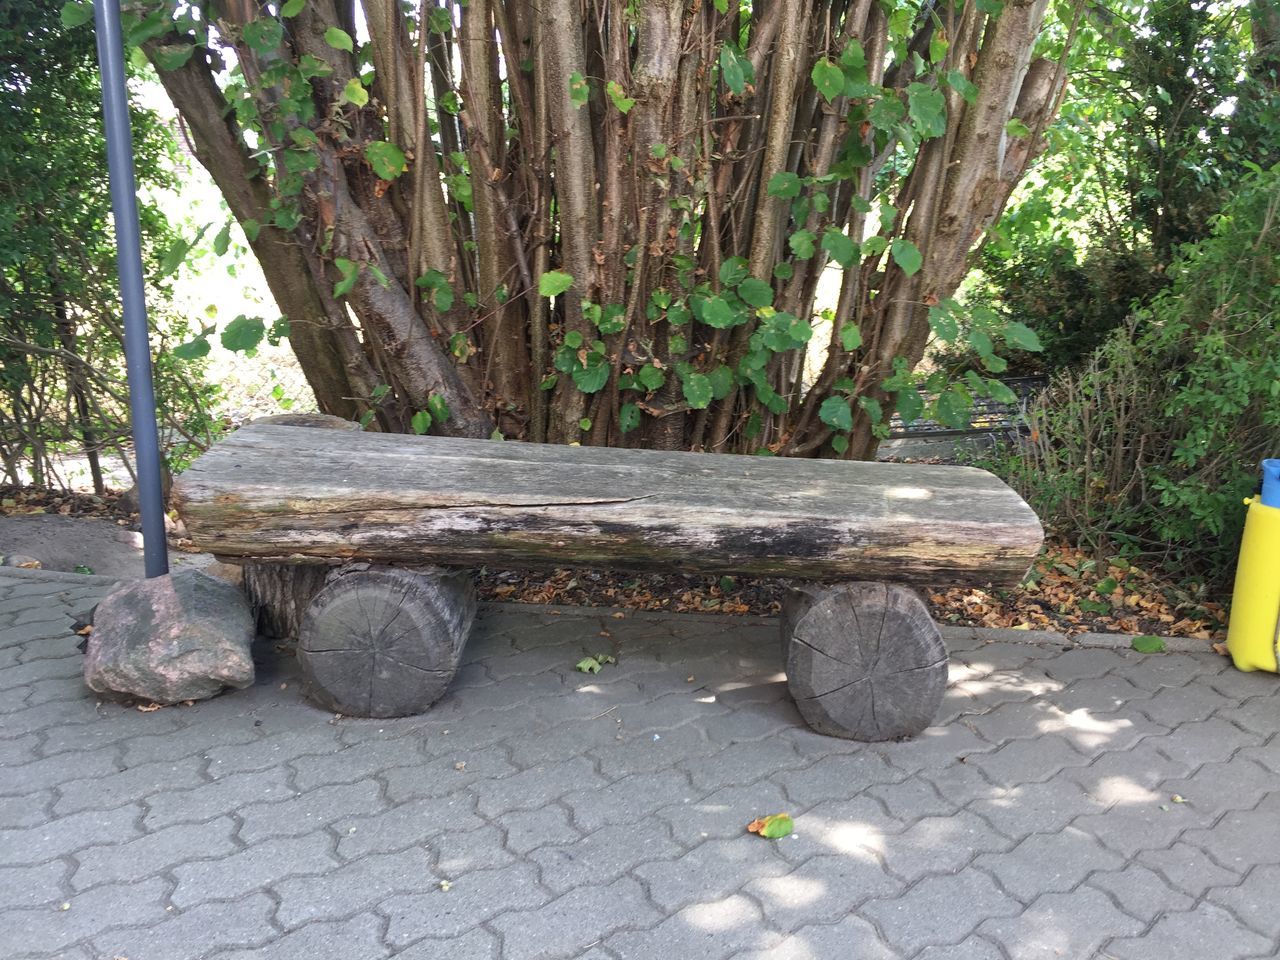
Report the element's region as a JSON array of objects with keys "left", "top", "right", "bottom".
[
  {"left": 174, "top": 424, "right": 1044, "bottom": 586},
  {"left": 782, "top": 581, "right": 947, "bottom": 740},
  {"left": 242, "top": 563, "right": 330, "bottom": 639},
  {"left": 297, "top": 565, "right": 476, "bottom": 717}
]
